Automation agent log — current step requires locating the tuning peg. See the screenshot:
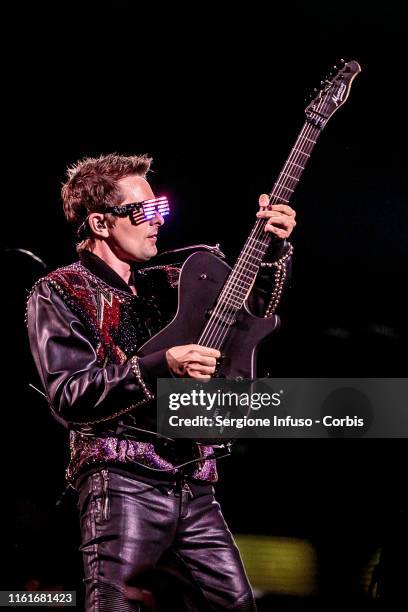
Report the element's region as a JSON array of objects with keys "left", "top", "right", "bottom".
[{"left": 333, "top": 59, "right": 345, "bottom": 70}]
